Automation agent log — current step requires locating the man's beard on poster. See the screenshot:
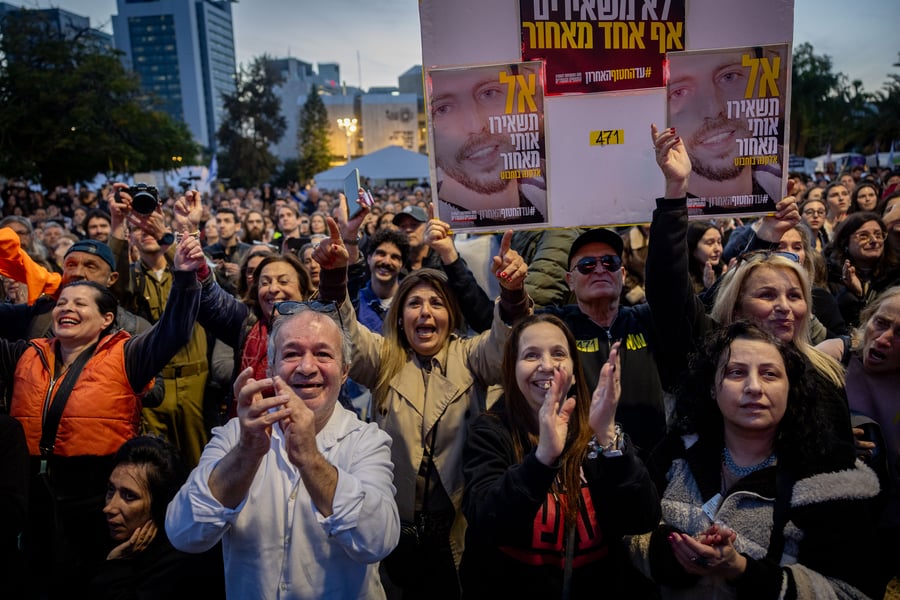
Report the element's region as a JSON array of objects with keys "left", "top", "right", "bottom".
[
  {"left": 686, "top": 116, "right": 749, "bottom": 182},
  {"left": 440, "top": 132, "right": 514, "bottom": 195}
]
